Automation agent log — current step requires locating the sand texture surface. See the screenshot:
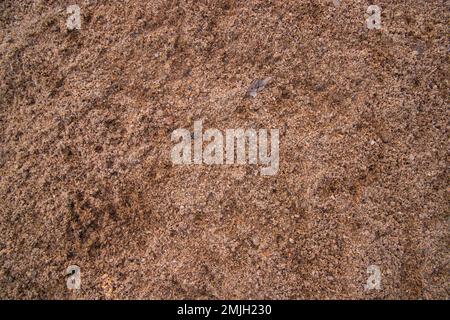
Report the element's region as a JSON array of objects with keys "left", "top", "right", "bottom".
[{"left": 0, "top": 0, "right": 448, "bottom": 299}]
